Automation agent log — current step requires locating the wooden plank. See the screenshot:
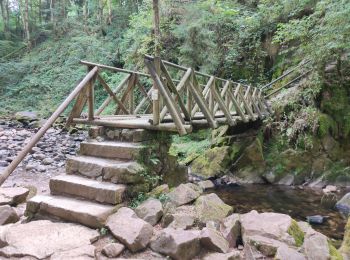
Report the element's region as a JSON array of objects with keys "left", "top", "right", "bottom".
[
  {"left": 145, "top": 59, "right": 188, "bottom": 135},
  {"left": 227, "top": 86, "right": 248, "bottom": 123},
  {"left": 87, "top": 77, "right": 95, "bottom": 121},
  {"left": 95, "top": 74, "right": 130, "bottom": 116},
  {"left": 65, "top": 84, "right": 89, "bottom": 127},
  {"left": 97, "top": 74, "right": 129, "bottom": 114},
  {"left": 238, "top": 88, "right": 254, "bottom": 119},
  {"left": 251, "top": 88, "right": 263, "bottom": 119},
  {"left": 213, "top": 80, "right": 230, "bottom": 114},
  {"left": 191, "top": 76, "right": 215, "bottom": 117},
  {"left": 134, "top": 88, "right": 152, "bottom": 114}
]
